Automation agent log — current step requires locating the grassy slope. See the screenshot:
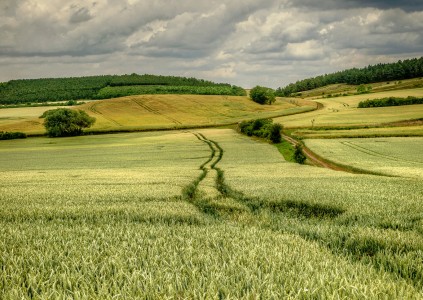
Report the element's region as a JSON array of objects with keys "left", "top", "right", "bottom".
[
  {"left": 0, "top": 95, "right": 315, "bottom": 135},
  {"left": 304, "top": 137, "right": 423, "bottom": 178},
  {"left": 297, "top": 77, "right": 423, "bottom": 98},
  {"left": 274, "top": 88, "right": 423, "bottom": 139},
  {"left": 1, "top": 129, "right": 423, "bottom": 298}
]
